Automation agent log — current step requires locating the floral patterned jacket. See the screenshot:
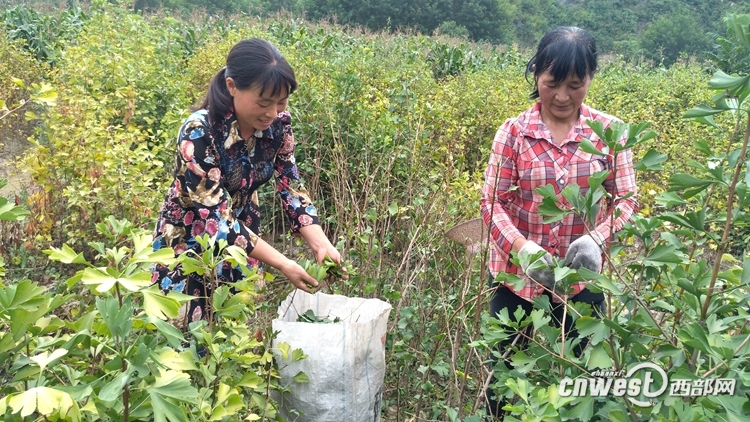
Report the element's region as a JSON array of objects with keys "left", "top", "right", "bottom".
[{"left": 152, "top": 108, "right": 318, "bottom": 309}]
